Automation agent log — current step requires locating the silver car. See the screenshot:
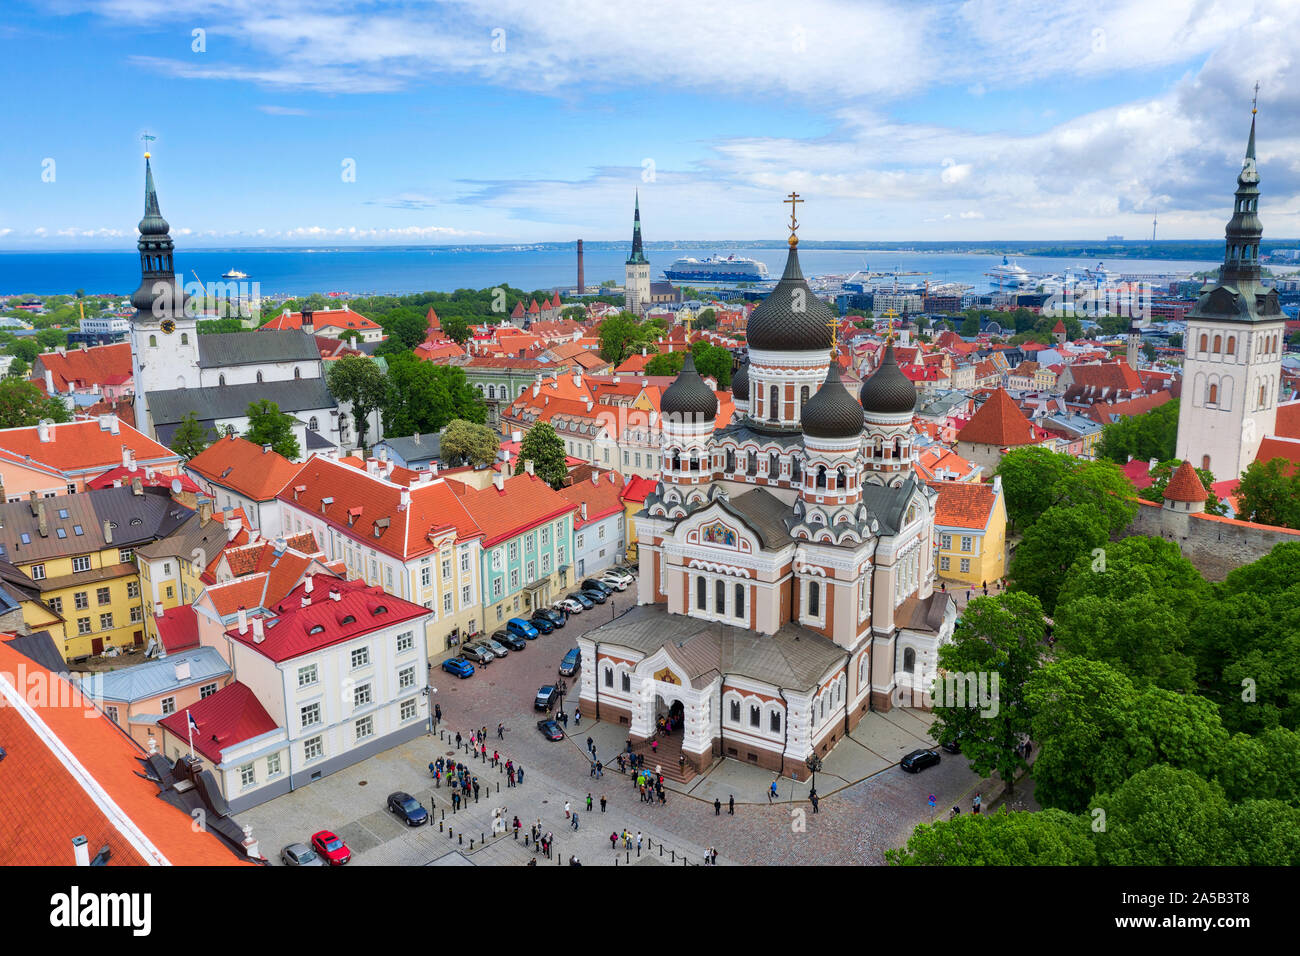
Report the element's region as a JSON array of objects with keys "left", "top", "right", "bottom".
[
  {"left": 483, "top": 637, "right": 510, "bottom": 659},
  {"left": 281, "top": 843, "right": 326, "bottom": 866}
]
